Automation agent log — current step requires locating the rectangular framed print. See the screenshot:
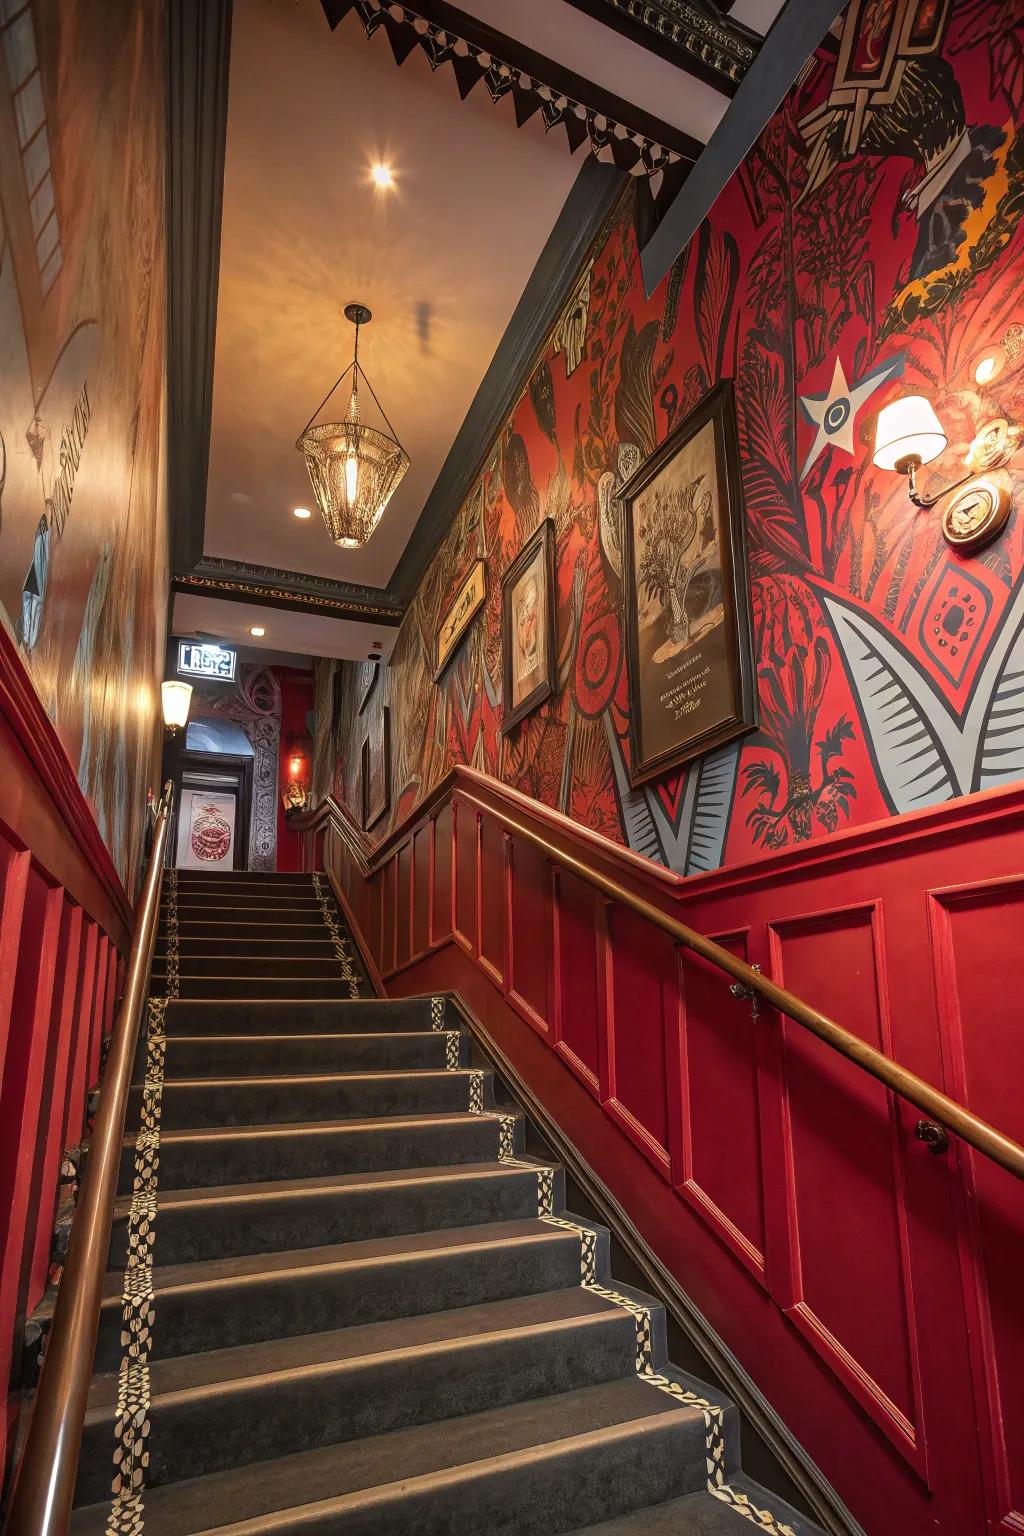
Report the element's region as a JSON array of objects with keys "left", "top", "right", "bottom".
[
  {"left": 435, "top": 559, "right": 486, "bottom": 680},
  {"left": 619, "top": 379, "right": 757, "bottom": 786}
]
